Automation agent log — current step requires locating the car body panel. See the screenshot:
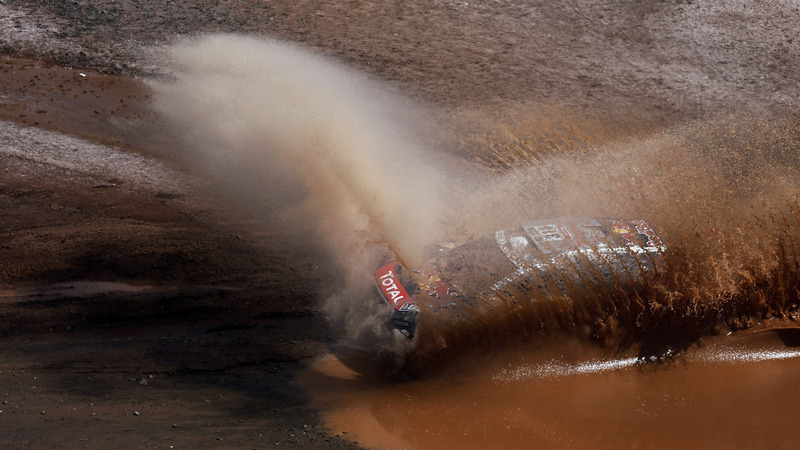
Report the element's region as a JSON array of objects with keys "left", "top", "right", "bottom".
[{"left": 373, "top": 218, "right": 666, "bottom": 340}]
